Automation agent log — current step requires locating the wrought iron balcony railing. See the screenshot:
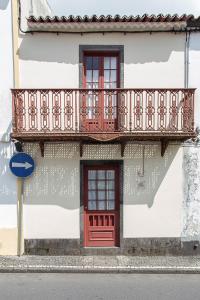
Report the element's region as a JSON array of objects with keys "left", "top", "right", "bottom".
[{"left": 11, "top": 88, "right": 195, "bottom": 142}]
